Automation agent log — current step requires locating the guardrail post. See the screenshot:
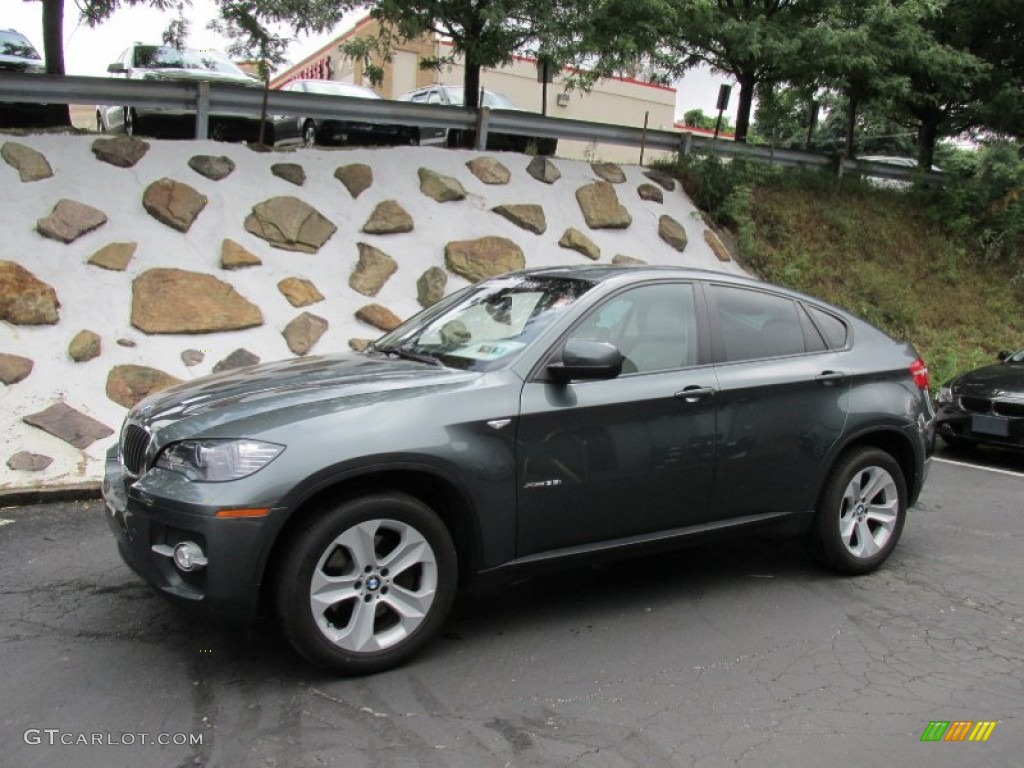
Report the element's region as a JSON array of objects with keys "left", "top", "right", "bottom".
[
  {"left": 195, "top": 81, "right": 210, "bottom": 140},
  {"left": 680, "top": 132, "right": 694, "bottom": 157},
  {"left": 476, "top": 106, "right": 490, "bottom": 151}
]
